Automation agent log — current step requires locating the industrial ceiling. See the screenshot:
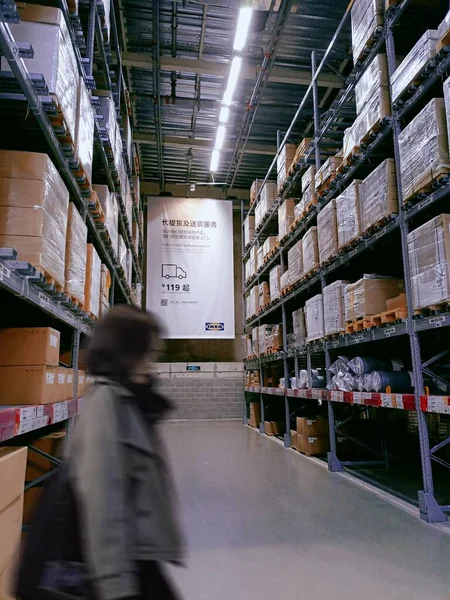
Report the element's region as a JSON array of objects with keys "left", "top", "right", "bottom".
[{"left": 118, "top": 0, "right": 352, "bottom": 194}]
